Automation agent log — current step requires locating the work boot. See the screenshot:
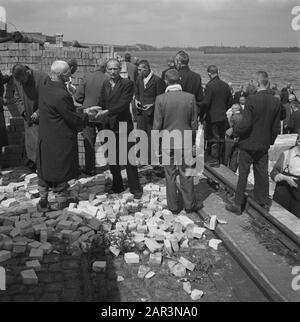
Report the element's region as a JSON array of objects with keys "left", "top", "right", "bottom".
[
  {"left": 225, "top": 203, "right": 242, "bottom": 215},
  {"left": 37, "top": 198, "right": 50, "bottom": 213}
]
